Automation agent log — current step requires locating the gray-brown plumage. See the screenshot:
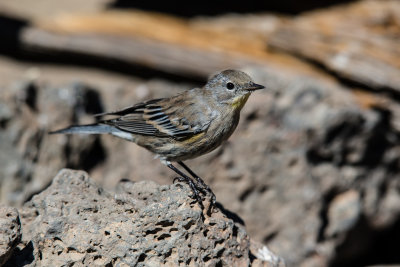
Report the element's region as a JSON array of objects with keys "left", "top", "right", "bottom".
[{"left": 51, "top": 70, "right": 265, "bottom": 209}]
